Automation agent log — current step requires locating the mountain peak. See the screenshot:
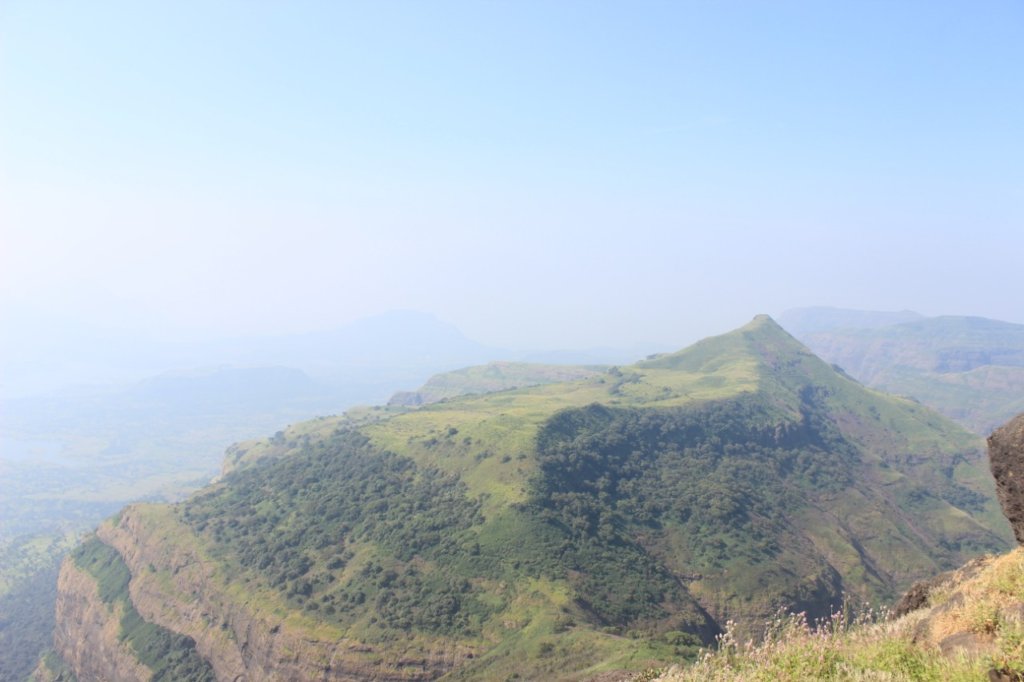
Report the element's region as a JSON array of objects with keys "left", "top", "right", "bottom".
[
  {"left": 738, "top": 313, "right": 800, "bottom": 338},
  {"left": 745, "top": 312, "right": 779, "bottom": 327},
  {"left": 632, "top": 314, "right": 854, "bottom": 414},
  {"left": 637, "top": 314, "right": 809, "bottom": 372}
]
